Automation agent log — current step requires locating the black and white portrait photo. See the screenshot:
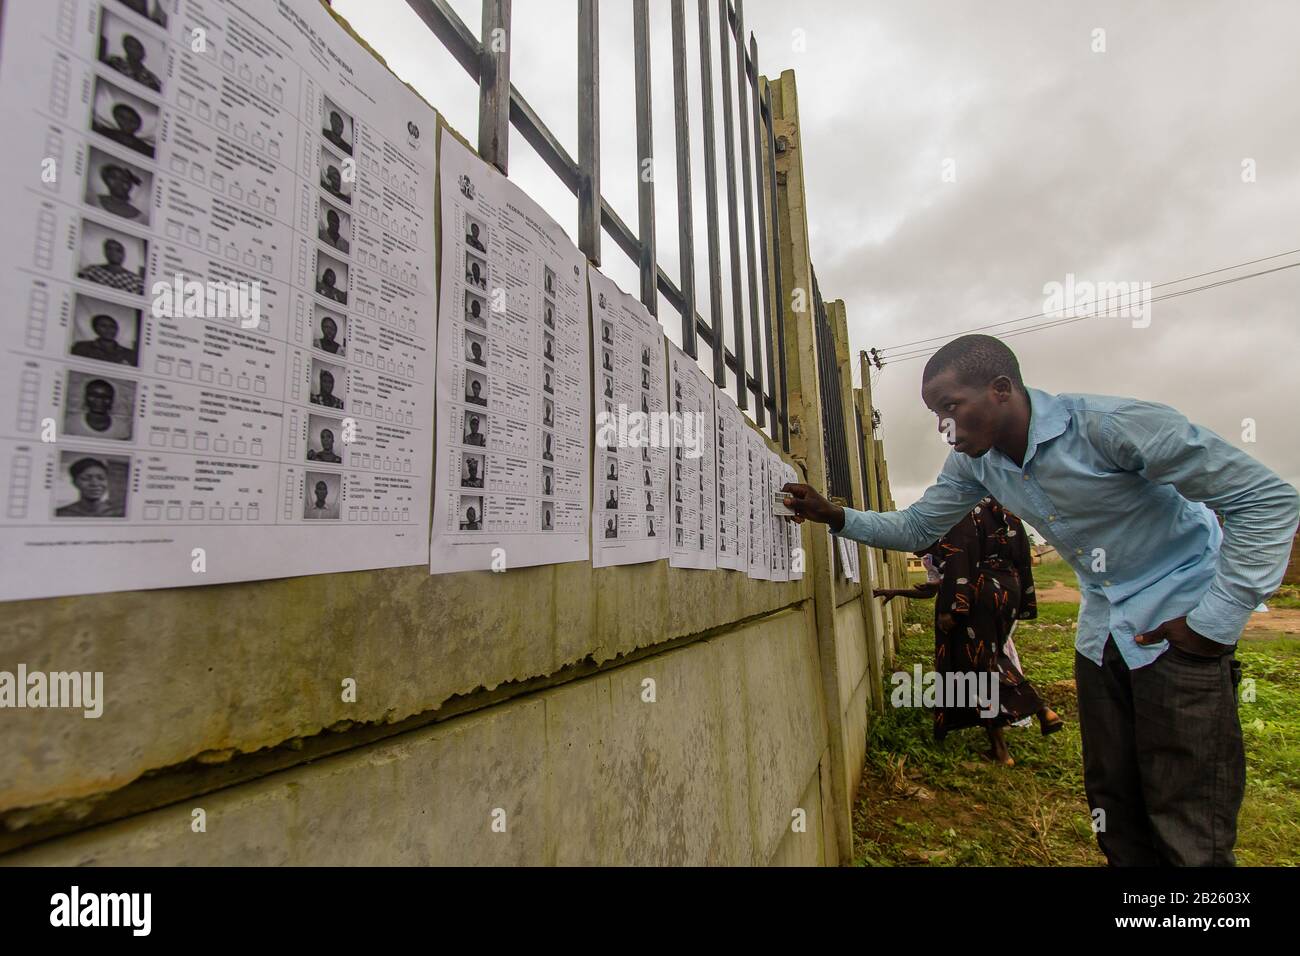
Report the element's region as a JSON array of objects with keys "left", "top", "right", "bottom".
[
  {"left": 98, "top": 8, "right": 165, "bottom": 93},
  {"left": 91, "top": 75, "right": 158, "bottom": 158},
  {"left": 542, "top": 364, "right": 554, "bottom": 394},
  {"left": 321, "top": 96, "right": 354, "bottom": 155},
  {"left": 464, "top": 291, "right": 487, "bottom": 328},
  {"left": 315, "top": 250, "right": 349, "bottom": 304},
  {"left": 543, "top": 267, "right": 555, "bottom": 296},
  {"left": 69, "top": 294, "right": 141, "bottom": 367},
  {"left": 541, "top": 466, "right": 553, "bottom": 496},
  {"left": 460, "top": 453, "right": 485, "bottom": 489},
  {"left": 318, "top": 199, "right": 352, "bottom": 254},
  {"left": 53, "top": 451, "right": 131, "bottom": 518},
  {"left": 313, "top": 306, "right": 347, "bottom": 356},
  {"left": 543, "top": 299, "right": 554, "bottom": 329},
  {"left": 465, "top": 251, "right": 487, "bottom": 290},
  {"left": 540, "top": 501, "right": 554, "bottom": 531},
  {"left": 464, "top": 328, "right": 487, "bottom": 367},
  {"left": 83, "top": 147, "right": 153, "bottom": 226},
  {"left": 465, "top": 370, "right": 488, "bottom": 406},
  {"left": 320, "top": 147, "right": 353, "bottom": 204},
  {"left": 462, "top": 410, "right": 487, "bottom": 447},
  {"left": 63, "top": 370, "right": 136, "bottom": 442},
  {"left": 541, "top": 429, "right": 553, "bottom": 461},
  {"left": 310, "top": 358, "right": 346, "bottom": 409},
  {"left": 77, "top": 219, "right": 146, "bottom": 296},
  {"left": 303, "top": 472, "right": 341, "bottom": 520},
  {"left": 306, "top": 414, "right": 344, "bottom": 464},
  {"left": 459, "top": 495, "right": 484, "bottom": 530},
  {"left": 465, "top": 214, "right": 487, "bottom": 253}
]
